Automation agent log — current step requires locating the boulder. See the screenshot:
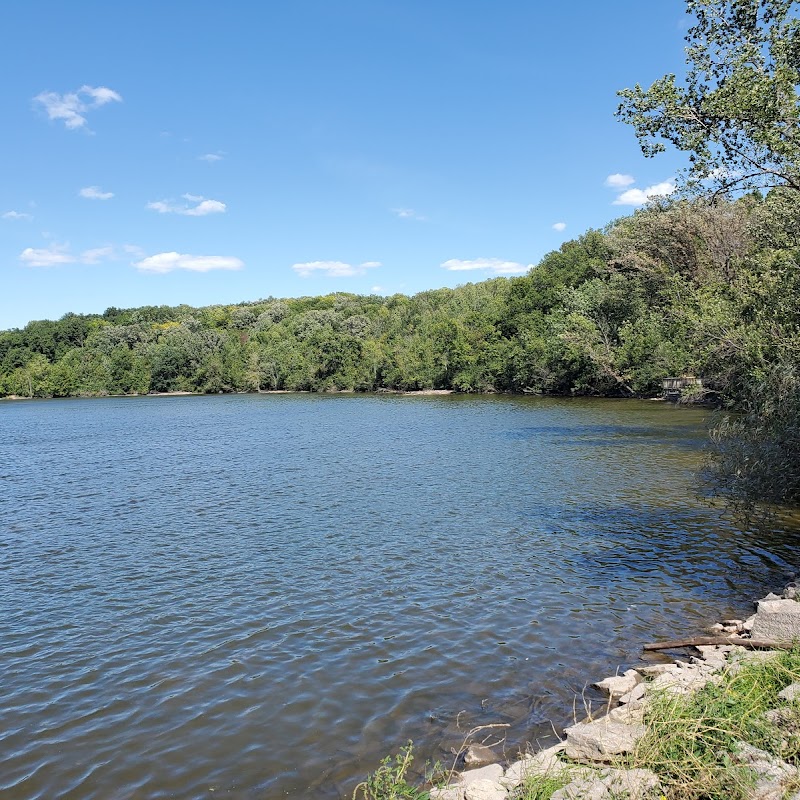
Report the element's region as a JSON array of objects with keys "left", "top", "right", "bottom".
[
  {"left": 692, "top": 652, "right": 728, "bottom": 671},
  {"left": 457, "top": 764, "right": 504, "bottom": 788},
  {"left": 499, "top": 744, "right": 567, "bottom": 789},
  {"left": 551, "top": 768, "right": 661, "bottom": 800},
  {"left": 564, "top": 714, "right": 646, "bottom": 762},
  {"left": 594, "top": 669, "right": 642, "bottom": 701},
  {"left": 430, "top": 787, "right": 465, "bottom": 800},
  {"left": 778, "top": 682, "right": 800, "bottom": 703},
  {"left": 731, "top": 741, "right": 798, "bottom": 800},
  {"left": 617, "top": 682, "right": 647, "bottom": 707},
  {"left": 463, "top": 744, "right": 499, "bottom": 766},
  {"left": 751, "top": 599, "right": 800, "bottom": 643},
  {"left": 463, "top": 779, "right": 507, "bottom": 800},
  {"left": 649, "top": 665, "right": 715, "bottom": 695},
  {"left": 636, "top": 662, "right": 679, "bottom": 677}
]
